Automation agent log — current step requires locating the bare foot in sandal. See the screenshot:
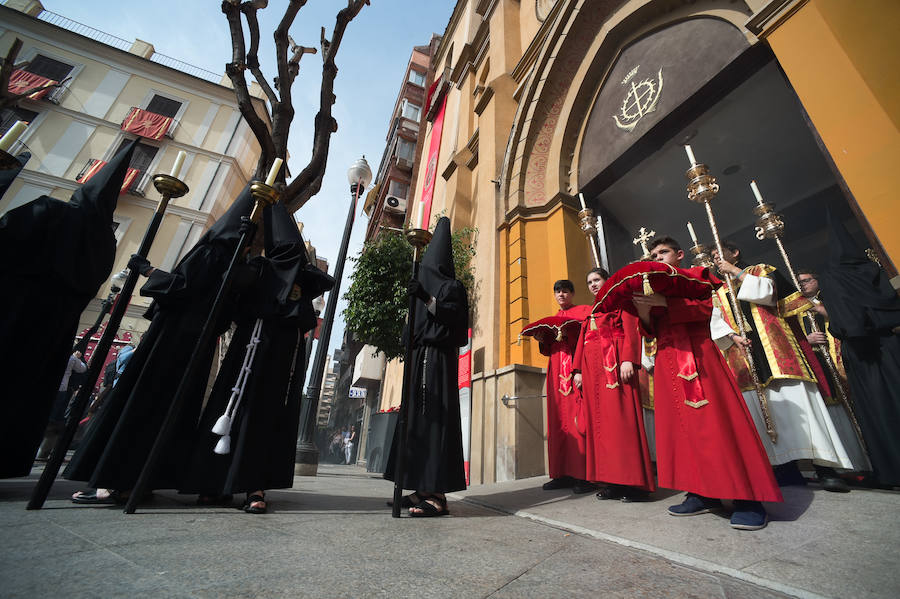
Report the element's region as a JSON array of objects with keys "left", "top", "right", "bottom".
[
  {"left": 409, "top": 493, "right": 449, "bottom": 517},
  {"left": 243, "top": 490, "right": 267, "bottom": 514}
]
